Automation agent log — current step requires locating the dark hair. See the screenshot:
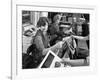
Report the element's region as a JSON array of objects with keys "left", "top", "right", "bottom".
[
  {"left": 82, "top": 23, "right": 89, "bottom": 36},
  {"left": 37, "top": 17, "right": 49, "bottom": 27}
]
